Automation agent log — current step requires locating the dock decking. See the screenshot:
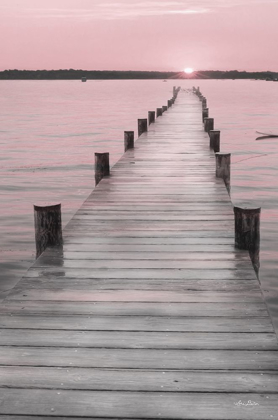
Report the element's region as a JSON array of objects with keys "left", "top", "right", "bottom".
[{"left": 0, "top": 91, "right": 277, "bottom": 419}]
